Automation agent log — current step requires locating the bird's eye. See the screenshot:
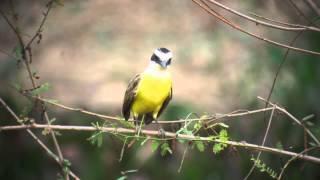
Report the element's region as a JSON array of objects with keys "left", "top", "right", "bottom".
[
  {"left": 166, "top": 58, "right": 172, "bottom": 65},
  {"left": 151, "top": 54, "right": 161, "bottom": 63}
]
